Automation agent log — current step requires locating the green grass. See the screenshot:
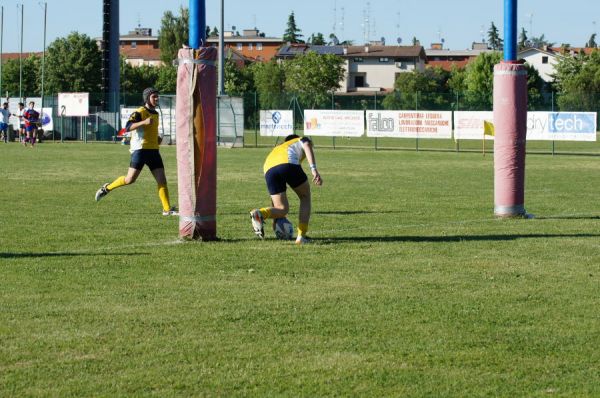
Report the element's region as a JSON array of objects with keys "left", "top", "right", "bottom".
[{"left": 1, "top": 142, "right": 600, "bottom": 396}]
